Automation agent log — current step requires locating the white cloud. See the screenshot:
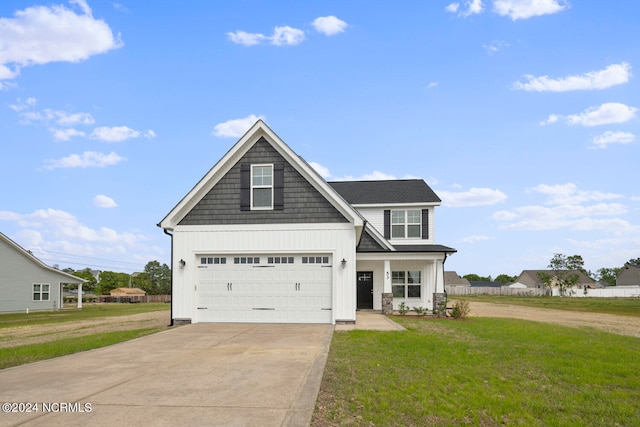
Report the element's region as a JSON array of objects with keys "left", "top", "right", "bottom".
[
  {"left": 0, "top": 208, "right": 153, "bottom": 270},
  {"left": 226, "top": 31, "right": 267, "bottom": 46},
  {"left": 89, "top": 126, "right": 155, "bottom": 142},
  {"left": 566, "top": 103, "right": 637, "bottom": 127},
  {"left": 530, "top": 183, "right": 623, "bottom": 205},
  {"left": 494, "top": 183, "right": 634, "bottom": 233},
  {"left": 20, "top": 109, "right": 95, "bottom": 126},
  {"left": 312, "top": 16, "right": 348, "bottom": 36},
  {"left": 539, "top": 114, "right": 559, "bottom": 126},
  {"left": 447, "top": 0, "right": 484, "bottom": 17},
  {"left": 439, "top": 187, "right": 507, "bottom": 207},
  {"left": 543, "top": 103, "right": 637, "bottom": 127},
  {"left": 427, "top": 81, "right": 439, "bottom": 88},
  {"left": 591, "top": 131, "right": 635, "bottom": 149},
  {"left": 463, "top": 235, "right": 492, "bottom": 243},
  {"left": 52, "top": 128, "right": 85, "bottom": 141},
  {"left": 9, "top": 97, "right": 37, "bottom": 111},
  {"left": 514, "top": 62, "right": 632, "bottom": 92},
  {"left": 94, "top": 194, "right": 117, "bottom": 208},
  {"left": 271, "top": 26, "right": 306, "bottom": 46},
  {"left": 0, "top": 1, "right": 122, "bottom": 85},
  {"left": 493, "top": 0, "right": 569, "bottom": 20},
  {"left": 44, "top": 151, "right": 125, "bottom": 169},
  {"left": 445, "top": 3, "right": 460, "bottom": 13},
  {"left": 227, "top": 26, "right": 305, "bottom": 47},
  {"left": 309, "top": 162, "right": 331, "bottom": 179},
  {"left": 213, "top": 114, "right": 263, "bottom": 138},
  {"left": 494, "top": 203, "right": 631, "bottom": 232},
  {"left": 483, "top": 40, "right": 509, "bottom": 53}
]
